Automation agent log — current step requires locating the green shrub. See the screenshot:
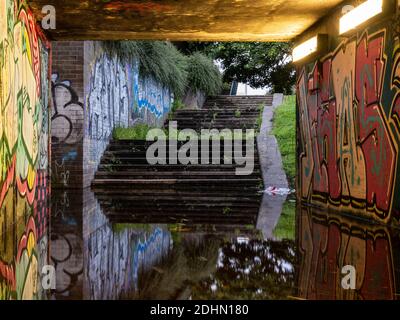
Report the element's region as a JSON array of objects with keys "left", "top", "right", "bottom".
[
  {"left": 138, "top": 41, "right": 188, "bottom": 98},
  {"left": 186, "top": 52, "right": 222, "bottom": 96},
  {"left": 102, "top": 41, "right": 142, "bottom": 63},
  {"left": 102, "top": 41, "right": 222, "bottom": 98}
]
